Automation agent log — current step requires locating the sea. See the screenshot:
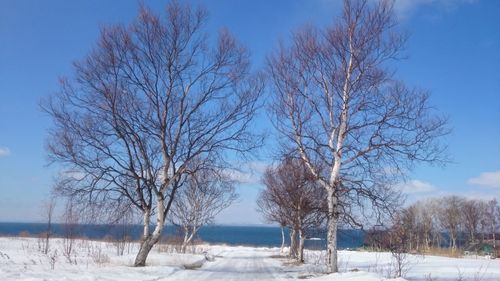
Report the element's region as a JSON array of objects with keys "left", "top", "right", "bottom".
[{"left": 0, "top": 223, "right": 364, "bottom": 250}]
